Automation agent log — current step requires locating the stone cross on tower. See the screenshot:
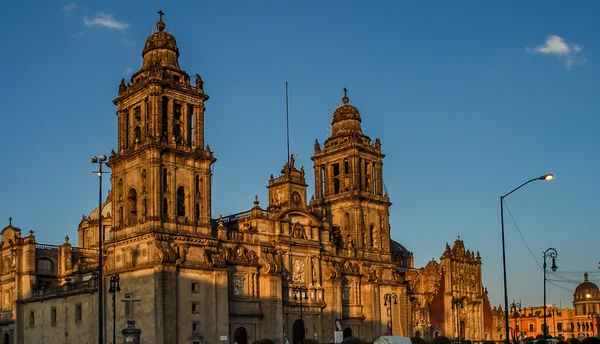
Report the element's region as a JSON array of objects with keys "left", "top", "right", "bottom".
[
  {"left": 157, "top": 9, "right": 164, "bottom": 22},
  {"left": 121, "top": 294, "right": 142, "bottom": 320}
]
